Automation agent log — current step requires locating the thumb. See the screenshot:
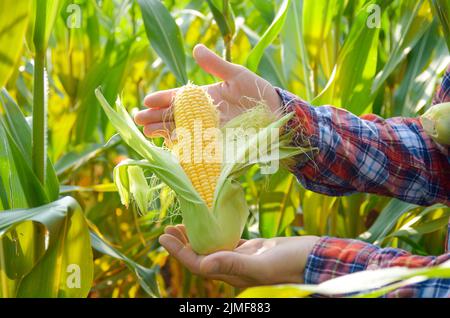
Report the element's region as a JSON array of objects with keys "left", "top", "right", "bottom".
[{"left": 193, "top": 44, "right": 244, "bottom": 81}]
